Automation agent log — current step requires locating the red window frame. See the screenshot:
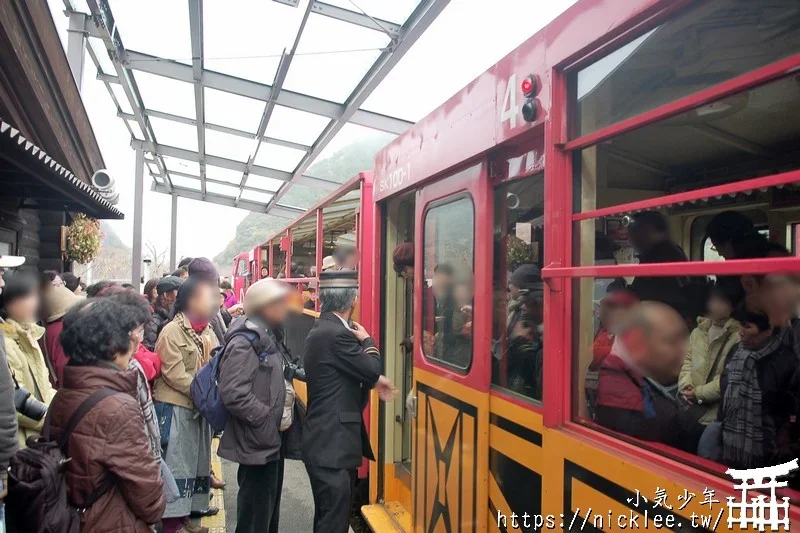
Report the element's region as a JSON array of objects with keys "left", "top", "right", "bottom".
[{"left": 541, "top": 12, "right": 800, "bottom": 493}]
